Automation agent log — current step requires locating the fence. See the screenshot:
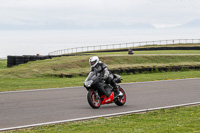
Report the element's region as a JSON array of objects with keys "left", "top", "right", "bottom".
[{"left": 48, "top": 39, "right": 200, "bottom": 55}]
